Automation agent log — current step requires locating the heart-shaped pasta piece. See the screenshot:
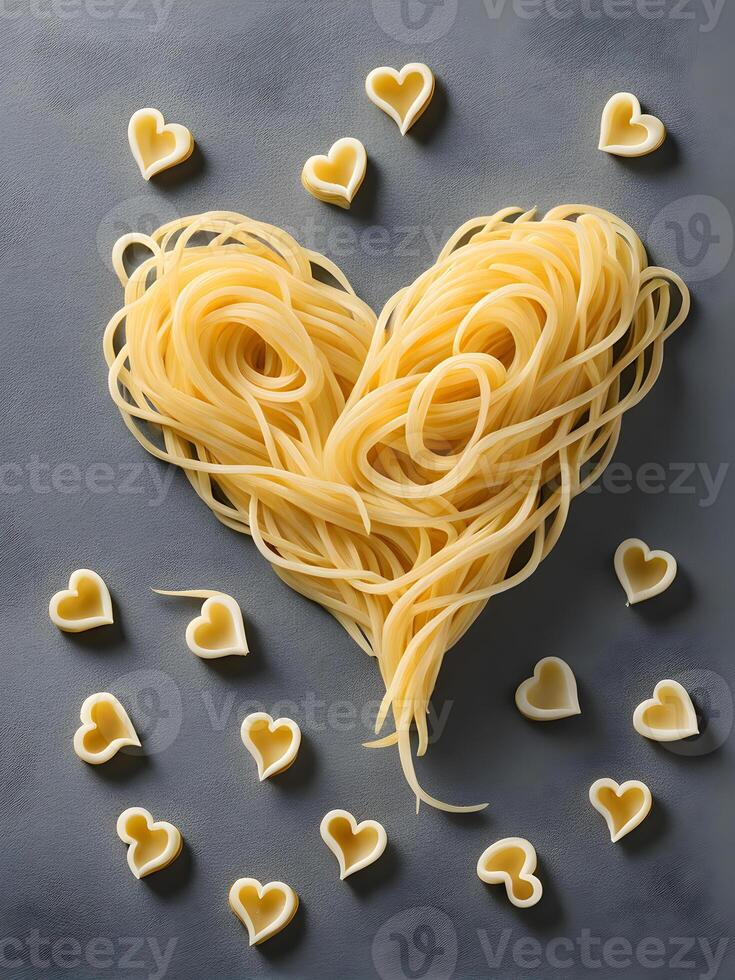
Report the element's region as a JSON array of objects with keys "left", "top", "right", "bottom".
[
  {"left": 589, "top": 778, "right": 652, "bottom": 842},
  {"left": 476, "top": 838, "right": 543, "bottom": 908},
  {"left": 128, "top": 107, "right": 194, "bottom": 181},
  {"left": 154, "top": 589, "right": 249, "bottom": 658},
  {"left": 229, "top": 878, "right": 299, "bottom": 946},
  {"left": 240, "top": 712, "right": 301, "bottom": 780},
  {"left": 116, "top": 807, "right": 182, "bottom": 878},
  {"left": 186, "top": 594, "right": 248, "bottom": 658},
  {"left": 599, "top": 93, "right": 666, "bottom": 157},
  {"left": 515, "top": 657, "right": 580, "bottom": 721},
  {"left": 301, "top": 138, "right": 367, "bottom": 209},
  {"left": 74, "top": 692, "right": 140, "bottom": 764},
  {"left": 49, "top": 569, "right": 114, "bottom": 633},
  {"left": 614, "top": 538, "right": 677, "bottom": 605},
  {"left": 633, "top": 679, "right": 698, "bottom": 742},
  {"left": 320, "top": 809, "right": 387, "bottom": 879},
  {"left": 365, "top": 63, "right": 435, "bottom": 135}
]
